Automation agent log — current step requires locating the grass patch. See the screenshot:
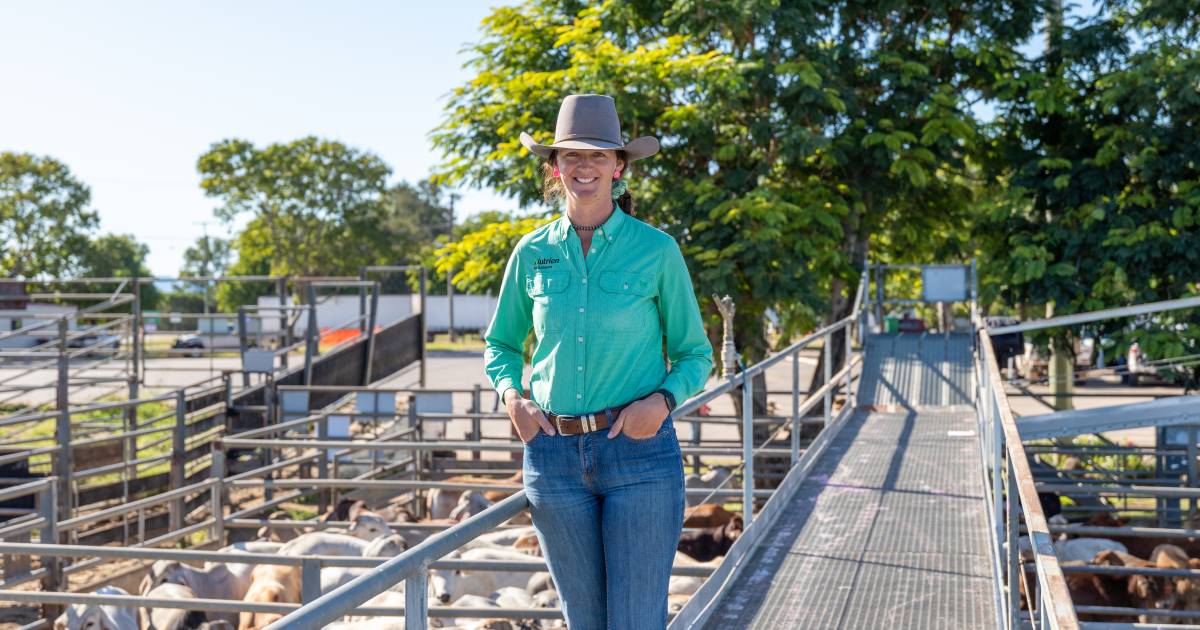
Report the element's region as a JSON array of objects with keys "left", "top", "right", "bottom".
[{"left": 427, "top": 332, "right": 485, "bottom": 352}]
